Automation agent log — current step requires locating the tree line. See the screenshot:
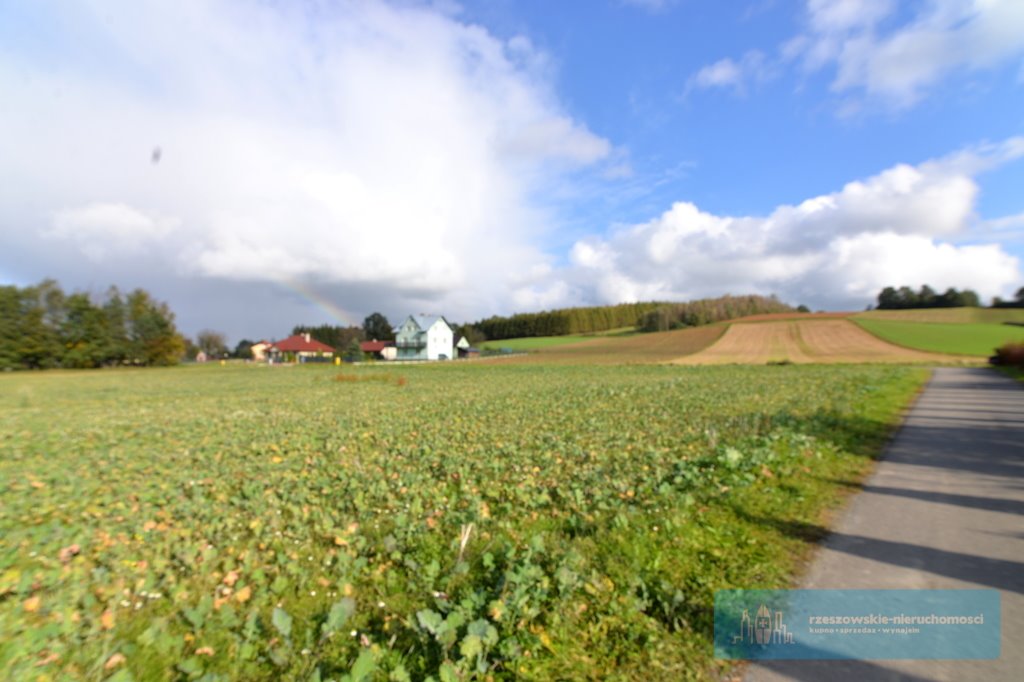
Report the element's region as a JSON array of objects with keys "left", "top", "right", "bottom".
[
  {"left": 0, "top": 280, "right": 184, "bottom": 370},
  {"left": 637, "top": 294, "right": 794, "bottom": 332},
  {"left": 470, "top": 302, "right": 664, "bottom": 341},
  {"left": 875, "top": 285, "right": 981, "bottom": 310}
]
